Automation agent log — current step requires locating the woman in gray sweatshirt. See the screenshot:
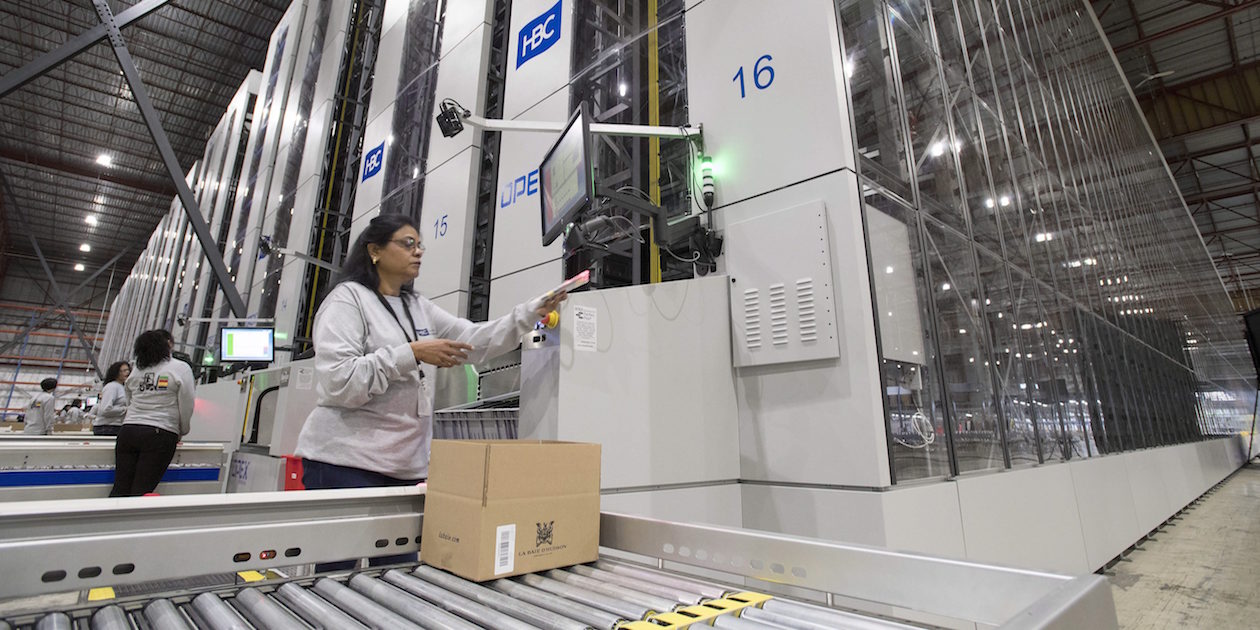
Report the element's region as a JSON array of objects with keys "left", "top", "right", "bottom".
[
  {"left": 92, "top": 361, "right": 130, "bottom": 436},
  {"left": 109, "top": 330, "right": 195, "bottom": 497},
  {"left": 294, "top": 213, "right": 566, "bottom": 490}
]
